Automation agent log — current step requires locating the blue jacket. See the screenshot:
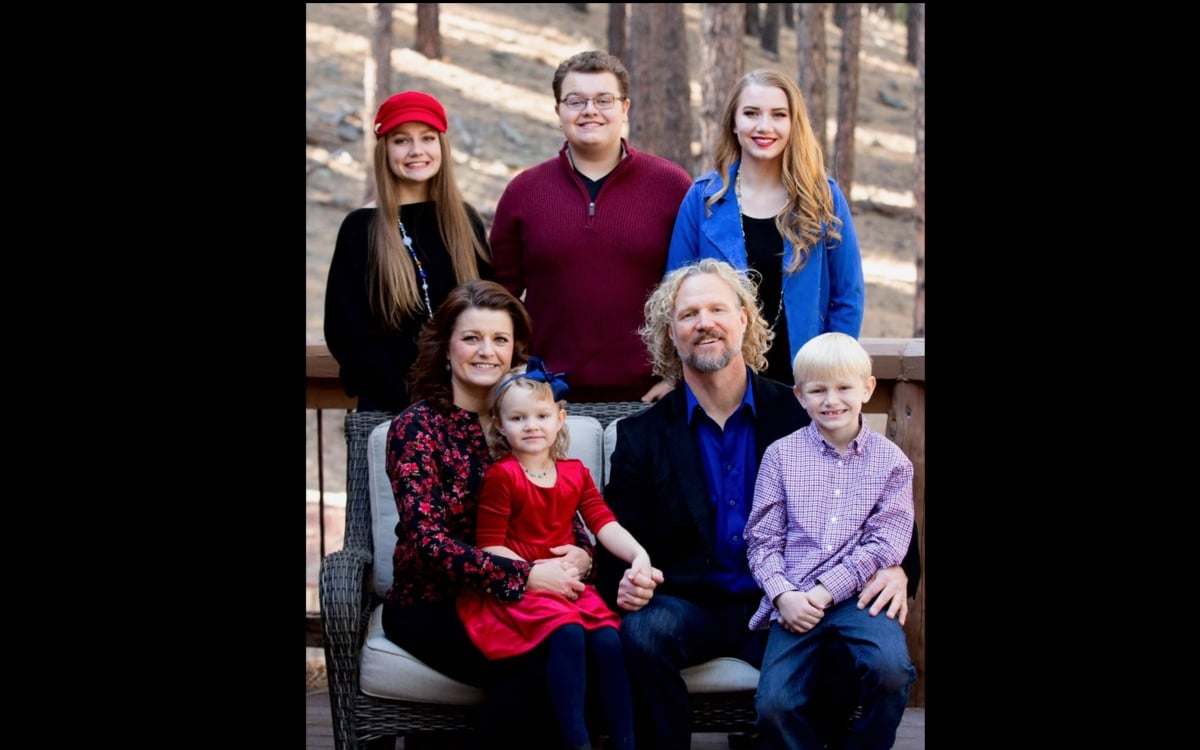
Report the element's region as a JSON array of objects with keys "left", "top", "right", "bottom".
[{"left": 666, "top": 160, "right": 865, "bottom": 358}]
